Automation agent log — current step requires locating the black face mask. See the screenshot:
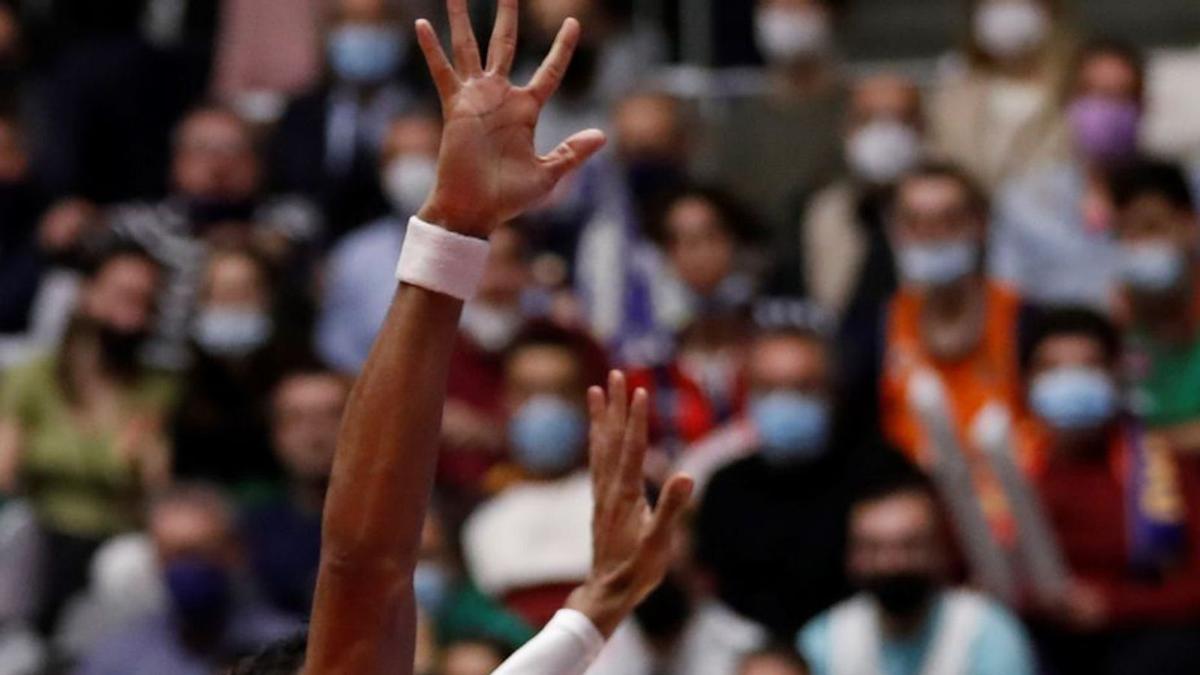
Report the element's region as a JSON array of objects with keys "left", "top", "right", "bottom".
[
  {"left": 0, "top": 180, "right": 41, "bottom": 244},
  {"left": 860, "top": 572, "right": 936, "bottom": 618},
  {"left": 185, "top": 196, "right": 256, "bottom": 231},
  {"left": 626, "top": 160, "right": 686, "bottom": 212},
  {"left": 97, "top": 323, "right": 149, "bottom": 374}
]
